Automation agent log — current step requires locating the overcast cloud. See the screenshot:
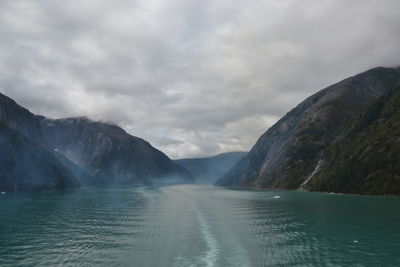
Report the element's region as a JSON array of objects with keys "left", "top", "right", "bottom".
[{"left": 1, "top": 0, "right": 400, "bottom": 158}]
